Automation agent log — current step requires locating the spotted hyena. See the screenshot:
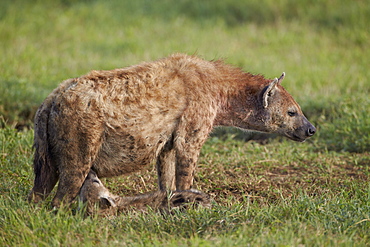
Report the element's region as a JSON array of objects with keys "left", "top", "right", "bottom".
[
  {"left": 79, "top": 170, "right": 210, "bottom": 215},
  {"left": 28, "top": 53, "right": 315, "bottom": 209}
]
